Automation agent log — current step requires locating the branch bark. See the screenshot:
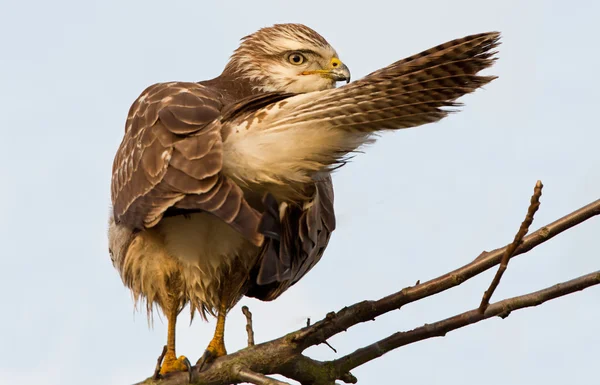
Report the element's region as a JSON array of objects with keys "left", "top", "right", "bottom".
[
  {"left": 234, "top": 365, "right": 290, "bottom": 385},
  {"left": 135, "top": 195, "right": 600, "bottom": 385}
]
